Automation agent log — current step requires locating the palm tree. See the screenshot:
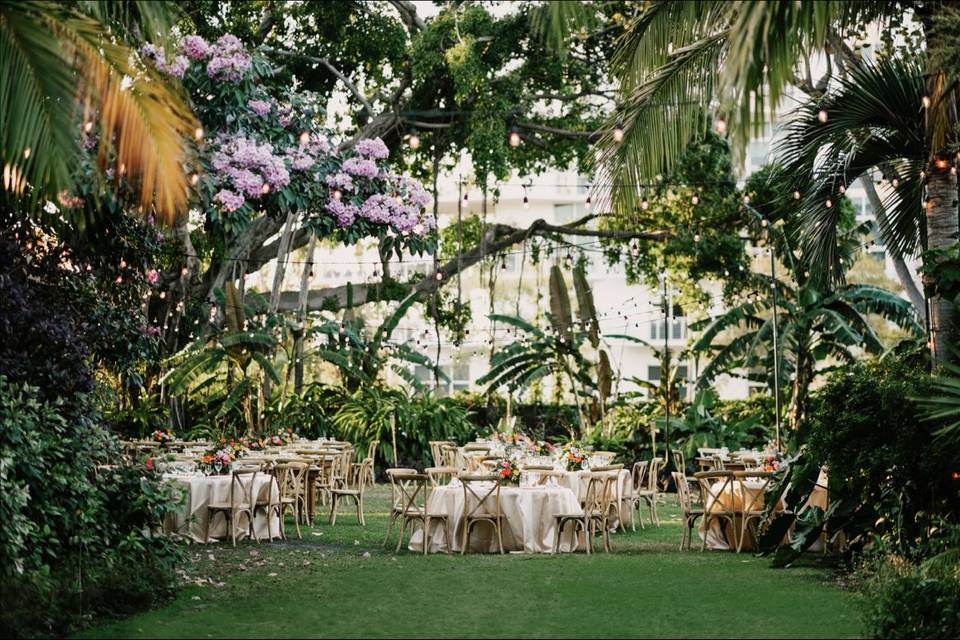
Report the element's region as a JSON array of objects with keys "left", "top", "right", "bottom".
[
  {"left": 775, "top": 54, "right": 941, "bottom": 340},
  {"left": 1, "top": 1, "right": 196, "bottom": 222},
  {"left": 579, "top": 1, "right": 958, "bottom": 363}
]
